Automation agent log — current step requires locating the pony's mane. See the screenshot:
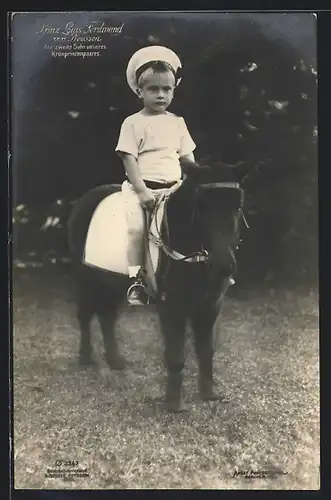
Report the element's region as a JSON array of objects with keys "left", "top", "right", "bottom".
[{"left": 165, "top": 179, "right": 201, "bottom": 255}]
